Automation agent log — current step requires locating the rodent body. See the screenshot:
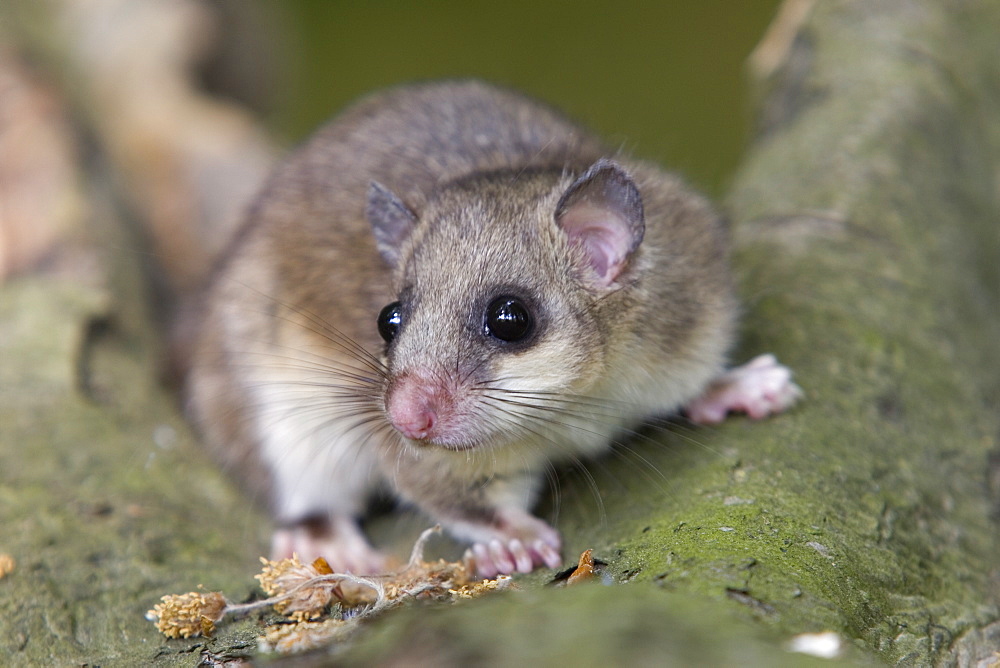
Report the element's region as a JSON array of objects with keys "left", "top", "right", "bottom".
[{"left": 183, "top": 80, "right": 742, "bottom": 576}]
